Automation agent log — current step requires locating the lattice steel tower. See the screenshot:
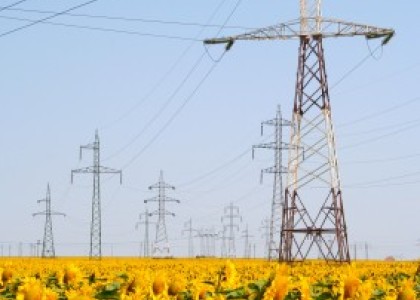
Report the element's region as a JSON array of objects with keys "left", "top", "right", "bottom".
[
  {"left": 205, "top": 1, "right": 394, "bottom": 262},
  {"left": 71, "top": 130, "right": 122, "bottom": 259},
  {"left": 182, "top": 218, "right": 197, "bottom": 257},
  {"left": 136, "top": 208, "right": 153, "bottom": 257},
  {"left": 221, "top": 202, "right": 242, "bottom": 258},
  {"left": 33, "top": 184, "right": 65, "bottom": 258},
  {"left": 145, "top": 170, "right": 180, "bottom": 257},
  {"left": 253, "top": 106, "right": 291, "bottom": 260}
]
